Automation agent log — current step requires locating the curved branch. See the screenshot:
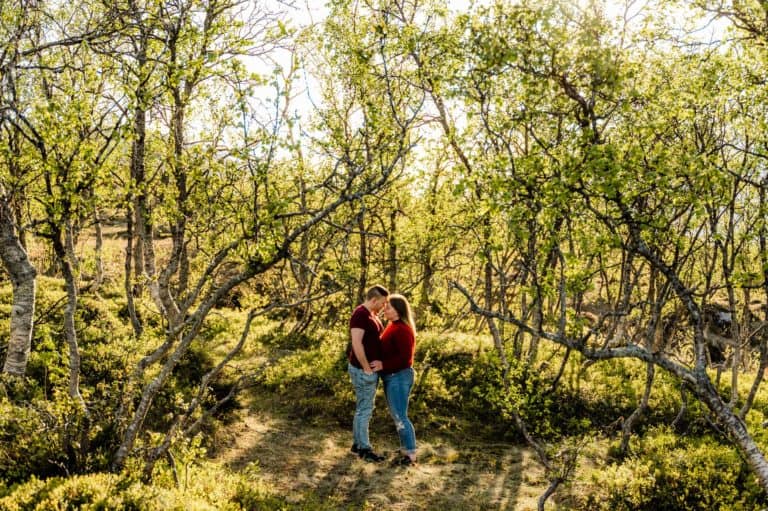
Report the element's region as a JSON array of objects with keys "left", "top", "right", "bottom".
[{"left": 450, "top": 280, "right": 696, "bottom": 384}]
